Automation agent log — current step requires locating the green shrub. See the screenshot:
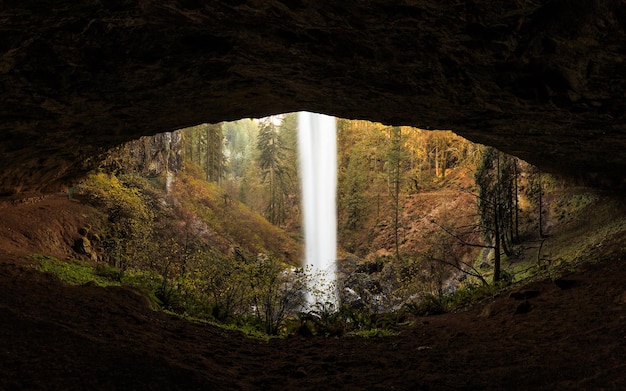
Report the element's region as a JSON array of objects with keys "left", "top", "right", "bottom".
[
  {"left": 298, "top": 302, "right": 346, "bottom": 336},
  {"left": 295, "top": 302, "right": 403, "bottom": 337},
  {"left": 403, "top": 294, "right": 446, "bottom": 316},
  {"left": 74, "top": 172, "right": 156, "bottom": 273},
  {"left": 155, "top": 284, "right": 184, "bottom": 312},
  {"left": 498, "top": 270, "right": 514, "bottom": 286},
  {"left": 94, "top": 263, "right": 123, "bottom": 282}
]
